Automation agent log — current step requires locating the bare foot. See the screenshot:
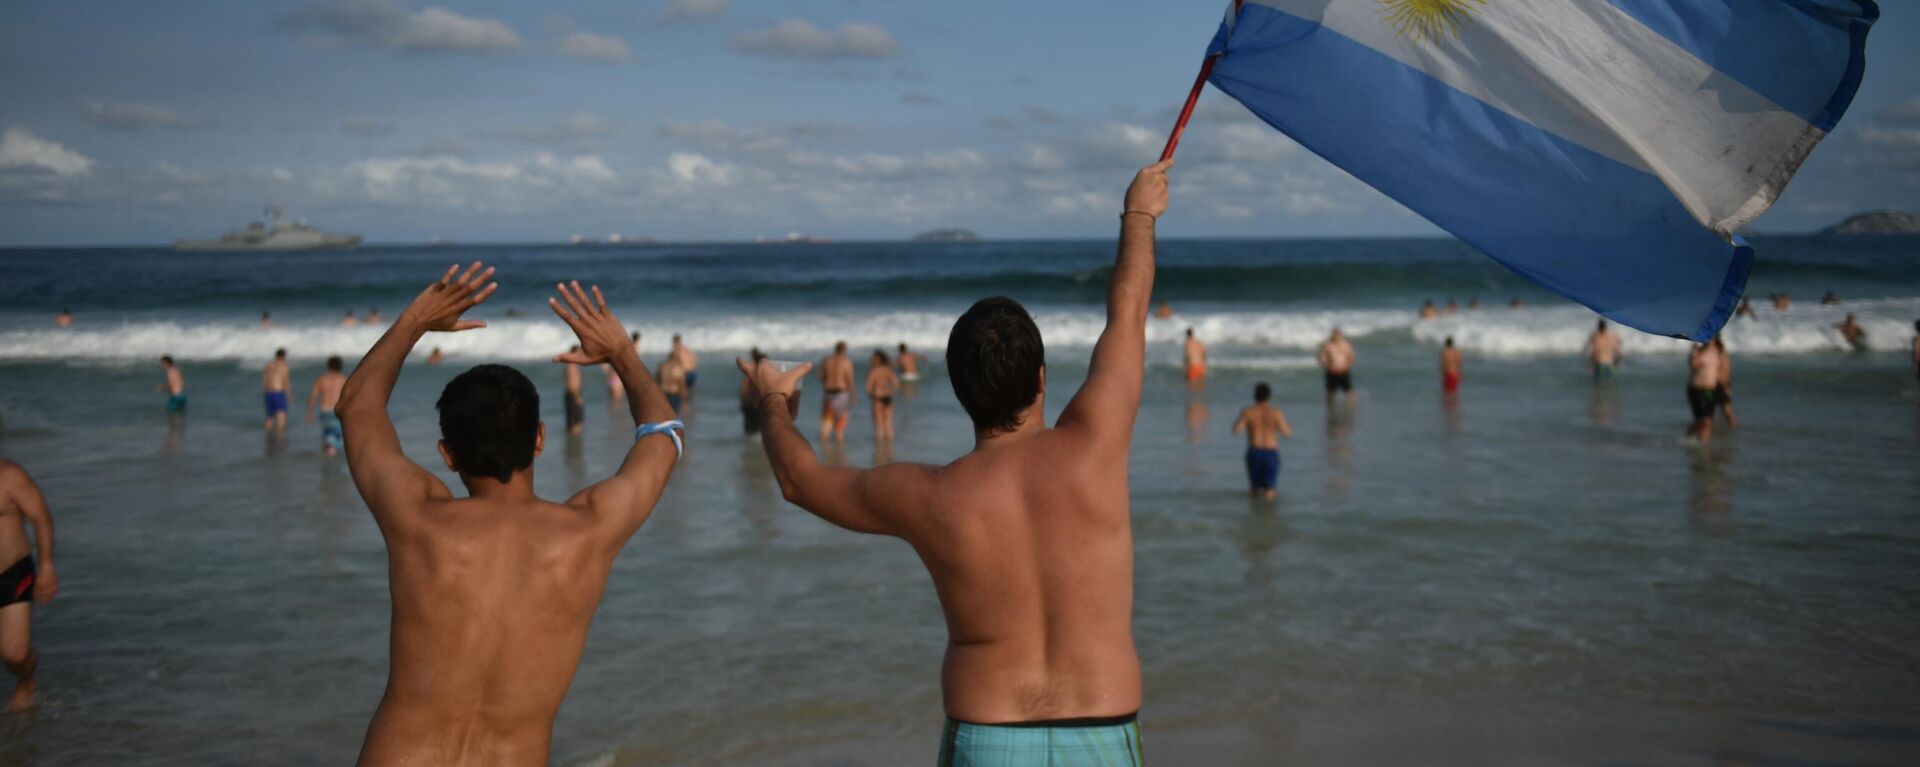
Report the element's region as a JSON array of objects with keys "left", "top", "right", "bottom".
[{"left": 6, "top": 681, "right": 35, "bottom": 712}]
